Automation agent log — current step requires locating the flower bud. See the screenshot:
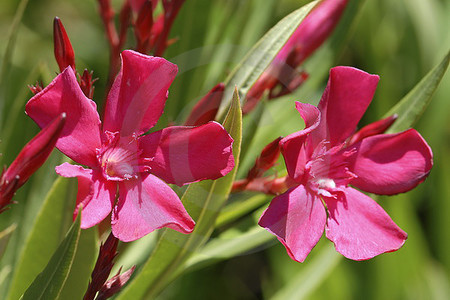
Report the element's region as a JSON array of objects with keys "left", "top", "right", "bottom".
[
  {"left": 244, "top": 0, "right": 348, "bottom": 114},
  {"left": 185, "top": 83, "right": 225, "bottom": 126},
  {"left": 0, "top": 113, "right": 66, "bottom": 211},
  {"left": 53, "top": 17, "right": 76, "bottom": 72}
]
